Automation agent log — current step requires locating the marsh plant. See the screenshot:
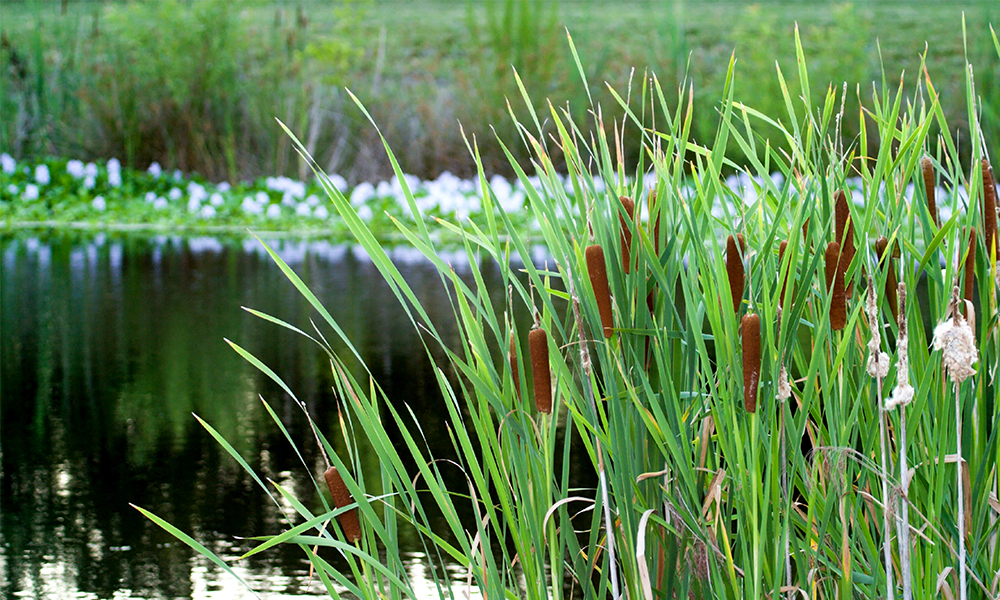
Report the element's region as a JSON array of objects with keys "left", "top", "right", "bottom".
[{"left": 135, "top": 26, "right": 1000, "bottom": 600}]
